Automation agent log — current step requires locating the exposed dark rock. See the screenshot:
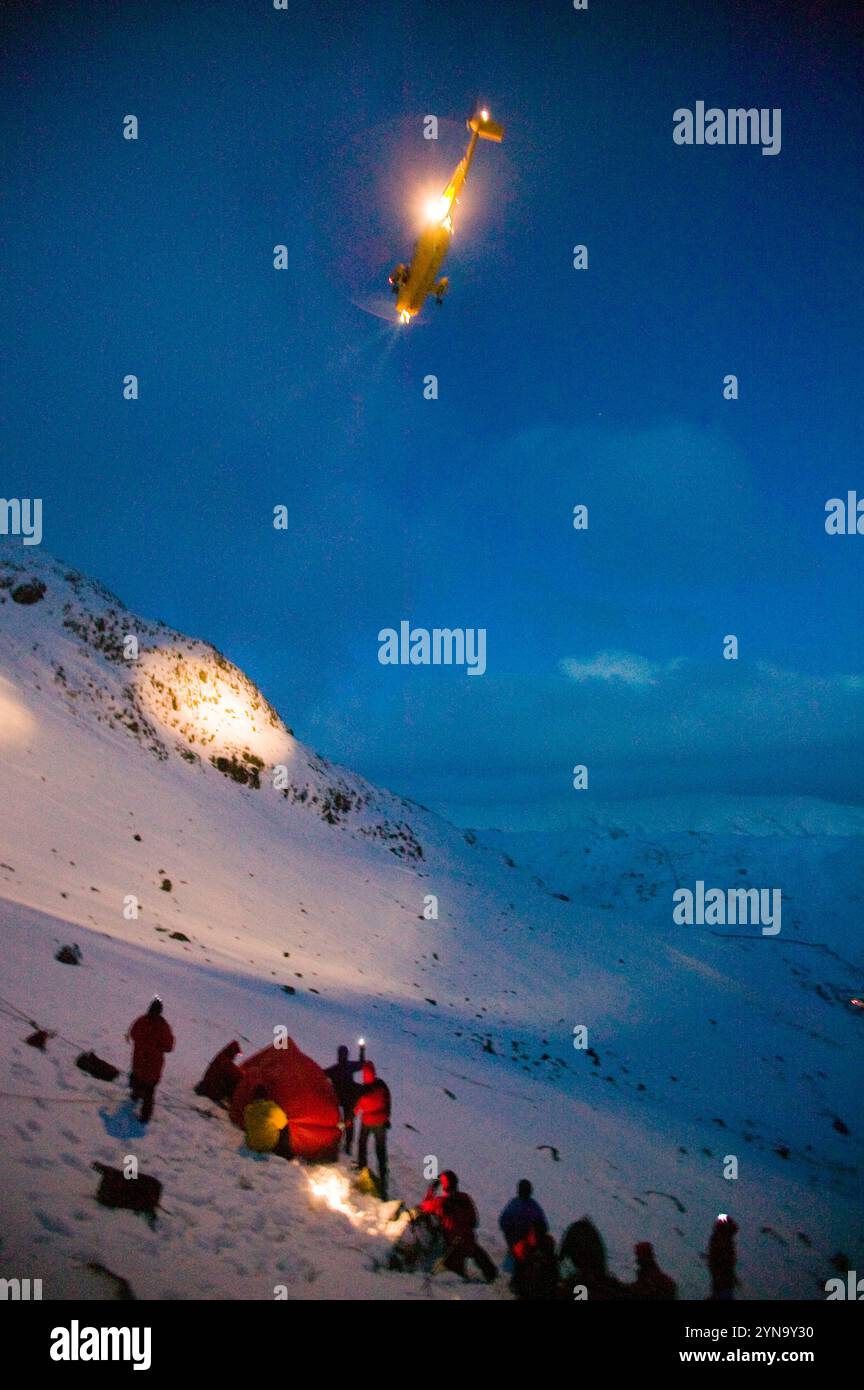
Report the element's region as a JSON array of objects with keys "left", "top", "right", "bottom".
[{"left": 11, "top": 579, "right": 46, "bottom": 605}]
